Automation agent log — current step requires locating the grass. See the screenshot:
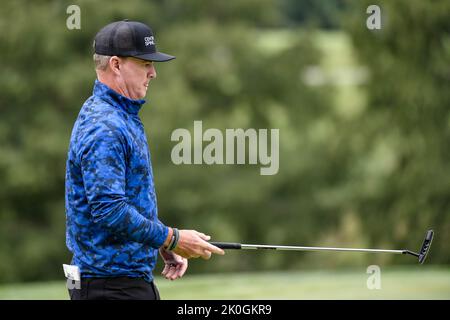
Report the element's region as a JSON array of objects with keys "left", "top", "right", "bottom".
[{"left": 0, "top": 267, "right": 449, "bottom": 300}]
